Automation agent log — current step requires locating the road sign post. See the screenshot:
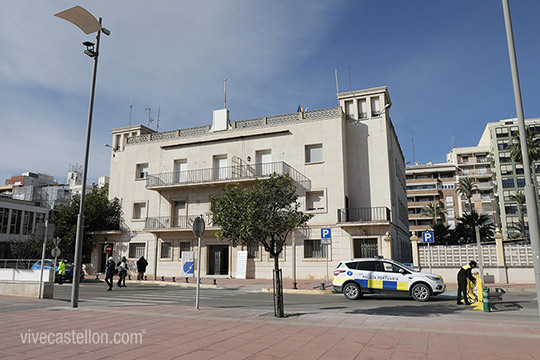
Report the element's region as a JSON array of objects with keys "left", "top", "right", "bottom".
[
  {"left": 192, "top": 216, "right": 205, "bottom": 309},
  {"left": 321, "top": 228, "right": 332, "bottom": 285},
  {"left": 422, "top": 231, "right": 435, "bottom": 273}
]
